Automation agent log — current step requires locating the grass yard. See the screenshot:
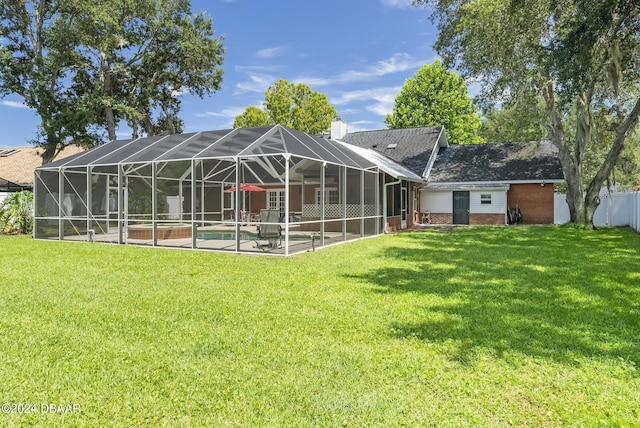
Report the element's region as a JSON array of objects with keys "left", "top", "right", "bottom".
[{"left": 0, "top": 226, "right": 639, "bottom": 426}]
